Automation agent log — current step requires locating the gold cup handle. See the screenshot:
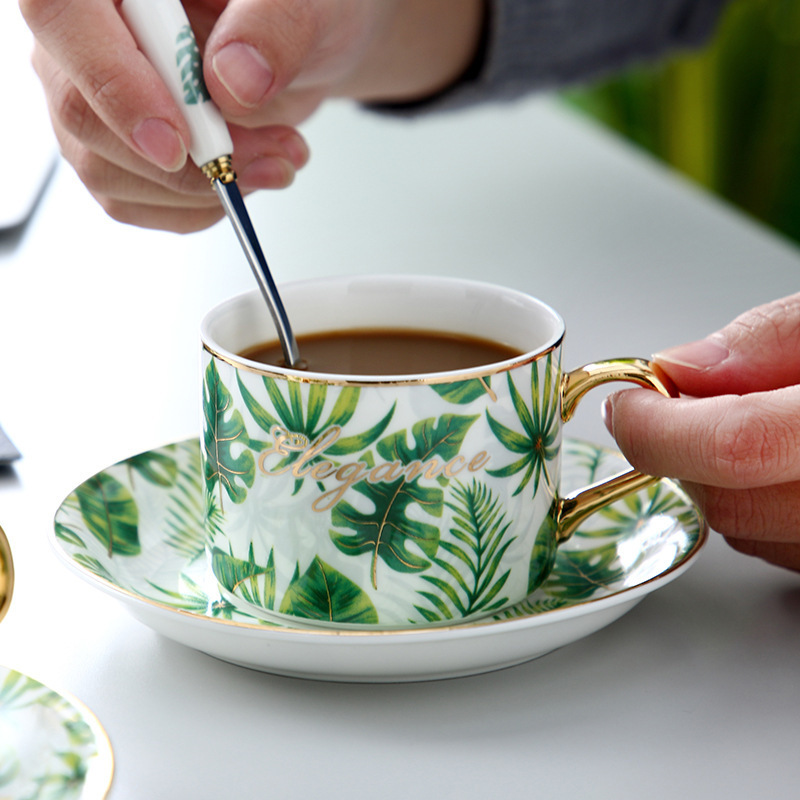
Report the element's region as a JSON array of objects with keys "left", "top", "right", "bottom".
[
  {"left": 0, "top": 525, "right": 14, "bottom": 623},
  {"left": 556, "top": 358, "right": 678, "bottom": 543}
]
